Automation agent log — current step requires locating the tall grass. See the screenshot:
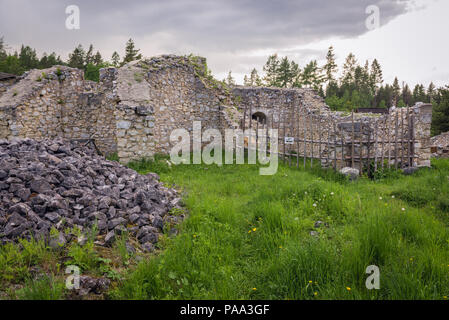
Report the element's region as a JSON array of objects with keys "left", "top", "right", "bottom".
[{"left": 111, "top": 156, "right": 449, "bottom": 300}]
